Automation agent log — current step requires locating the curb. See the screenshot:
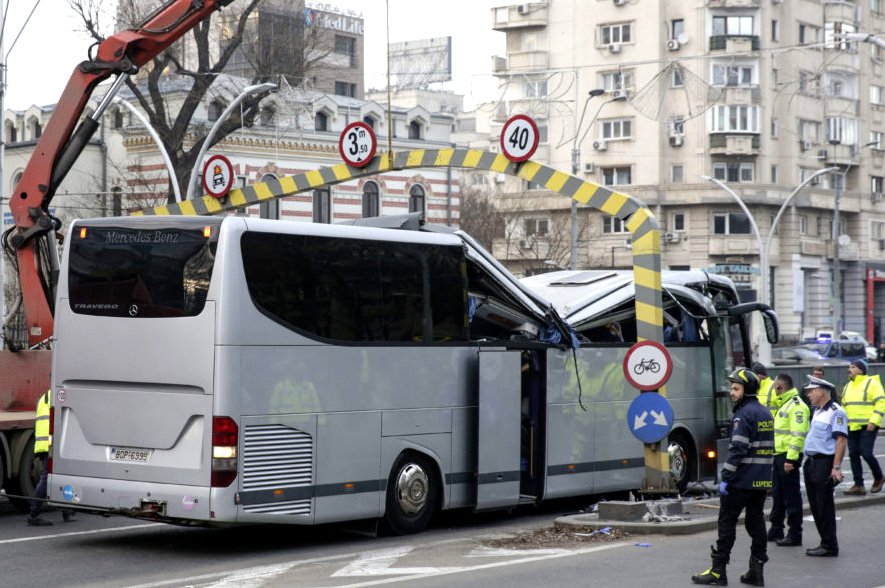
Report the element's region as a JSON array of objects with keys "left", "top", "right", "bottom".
[{"left": 554, "top": 493, "right": 885, "bottom": 536}]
